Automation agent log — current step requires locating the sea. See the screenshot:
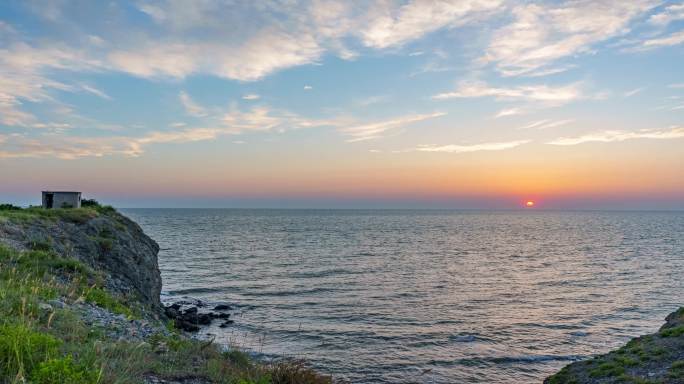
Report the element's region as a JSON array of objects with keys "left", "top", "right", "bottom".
[{"left": 122, "top": 209, "right": 684, "bottom": 384}]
